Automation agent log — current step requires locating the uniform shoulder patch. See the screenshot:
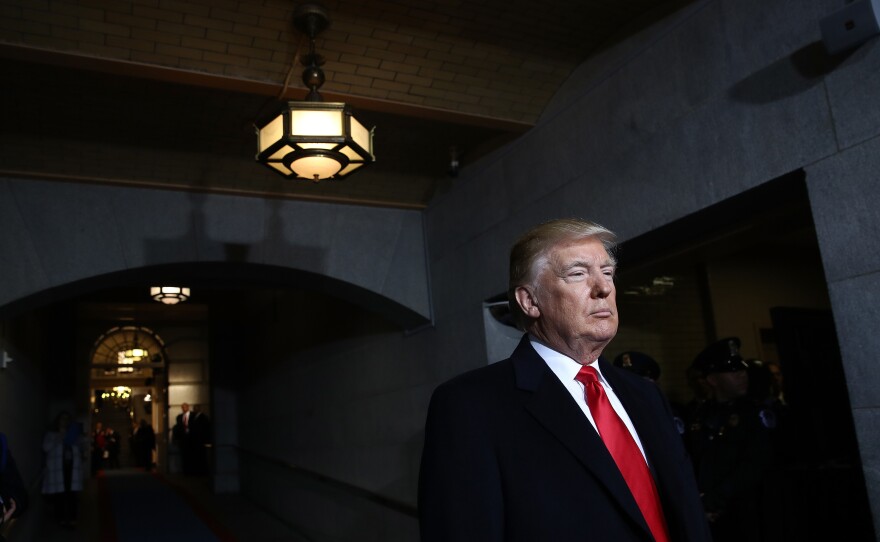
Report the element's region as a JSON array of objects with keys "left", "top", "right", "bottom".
[
  {"left": 673, "top": 416, "right": 685, "bottom": 435},
  {"left": 759, "top": 408, "right": 777, "bottom": 429}
]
